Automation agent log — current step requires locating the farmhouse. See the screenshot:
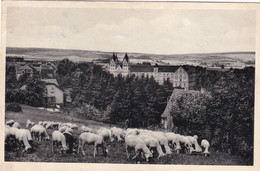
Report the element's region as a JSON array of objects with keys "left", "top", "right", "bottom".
[
  {"left": 41, "top": 79, "right": 64, "bottom": 106},
  {"left": 109, "top": 53, "right": 200, "bottom": 90}
]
